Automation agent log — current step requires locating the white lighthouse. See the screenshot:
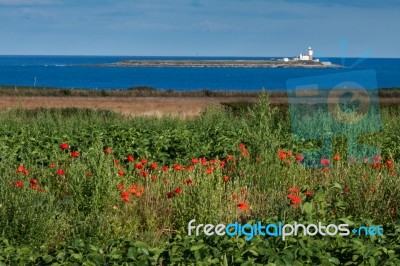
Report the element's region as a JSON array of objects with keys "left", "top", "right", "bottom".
[
  {"left": 308, "top": 47, "right": 313, "bottom": 60},
  {"left": 298, "top": 47, "right": 314, "bottom": 61}
]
